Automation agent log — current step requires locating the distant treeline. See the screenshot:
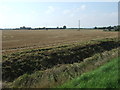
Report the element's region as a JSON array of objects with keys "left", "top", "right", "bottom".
[
  {"left": 0, "top": 25, "right": 120, "bottom": 31},
  {"left": 0, "top": 26, "right": 67, "bottom": 30},
  {"left": 94, "top": 25, "right": 120, "bottom": 31}
]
